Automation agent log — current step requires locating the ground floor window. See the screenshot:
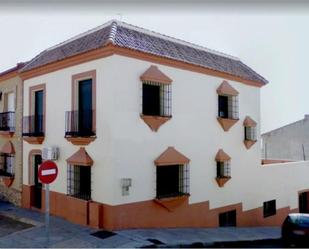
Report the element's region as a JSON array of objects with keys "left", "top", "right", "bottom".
[
  {"left": 156, "top": 164, "right": 189, "bottom": 199},
  {"left": 0, "top": 153, "right": 14, "bottom": 176},
  {"left": 67, "top": 165, "right": 91, "bottom": 200},
  {"left": 219, "top": 210, "right": 236, "bottom": 227},
  {"left": 299, "top": 192, "right": 309, "bottom": 213},
  {"left": 263, "top": 200, "right": 276, "bottom": 217}
]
